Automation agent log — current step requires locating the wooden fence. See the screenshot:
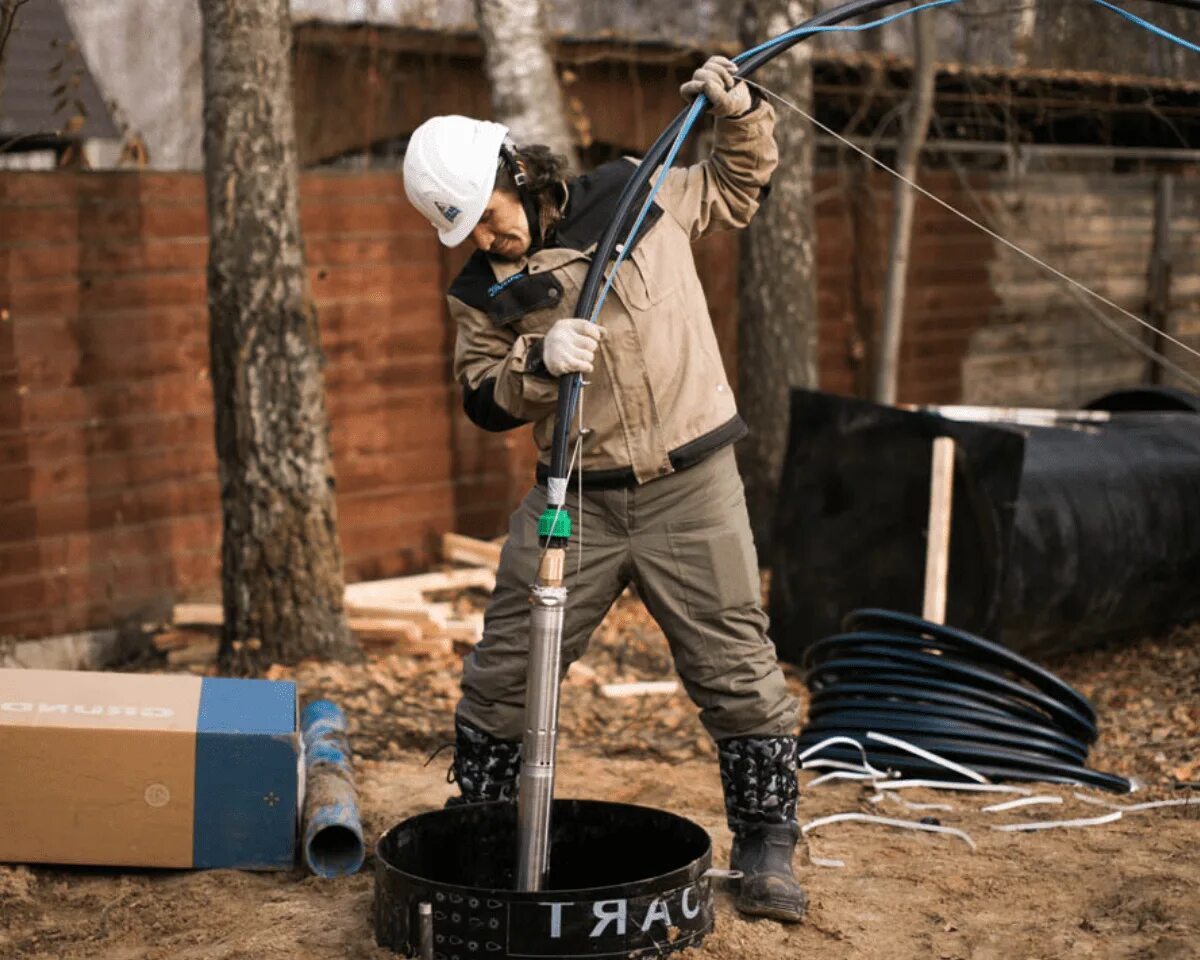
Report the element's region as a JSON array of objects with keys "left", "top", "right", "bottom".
[{"left": 1, "top": 167, "right": 1196, "bottom": 638}]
